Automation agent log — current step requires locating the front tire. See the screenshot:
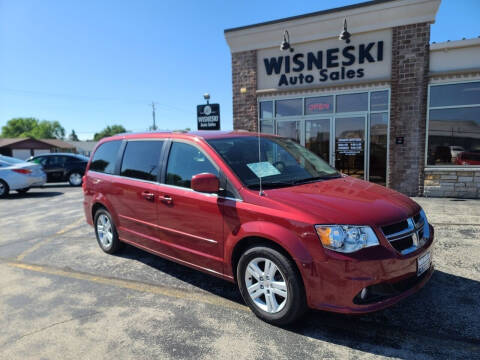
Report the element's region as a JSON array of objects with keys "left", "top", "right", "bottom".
[
  {"left": 0, "top": 180, "right": 10, "bottom": 198},
  {"left": 68, "top": 172, "right": 83, "bottom": 186},
  {"left": 94, "top": 209, "right": 123, "bottom": 254},
  {"left": 237, "top": 245, "right": 307, "bottom": 325}
]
